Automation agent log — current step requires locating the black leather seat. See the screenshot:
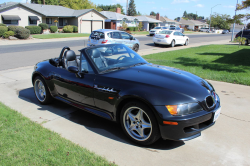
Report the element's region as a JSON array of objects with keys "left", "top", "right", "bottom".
[
  {"left": 63, "top": 50, "right": 78, "bottom": 69},
  {"left": 90, "top": 49, "right": 108, "bottom": 68}
]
